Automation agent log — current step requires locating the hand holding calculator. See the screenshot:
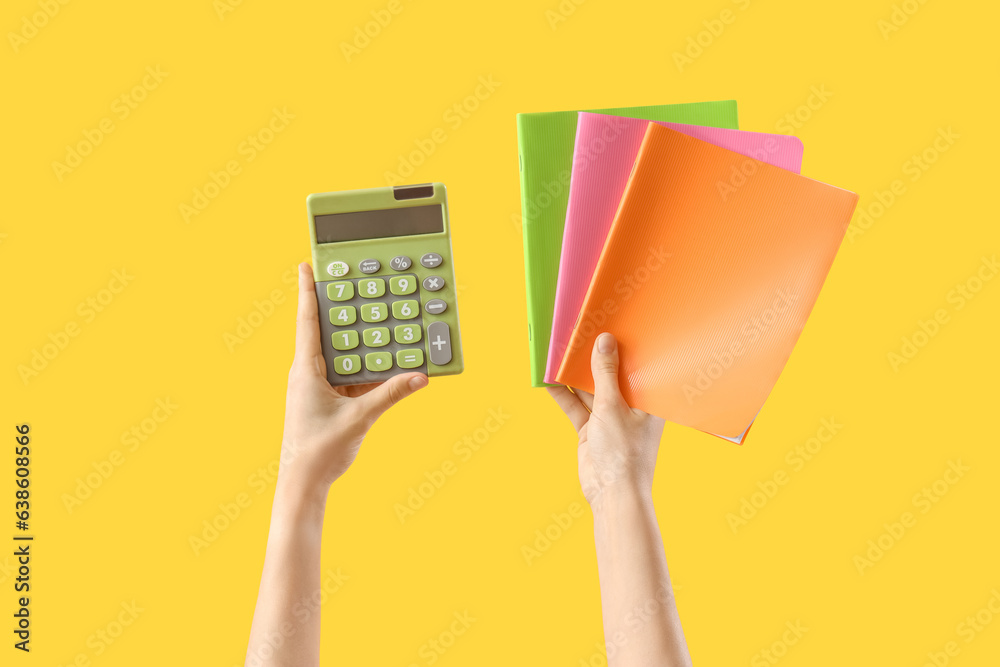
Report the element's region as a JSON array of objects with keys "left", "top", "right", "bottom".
[{"left": 306, "top": 183, "right": 464, "bottom": 386}]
